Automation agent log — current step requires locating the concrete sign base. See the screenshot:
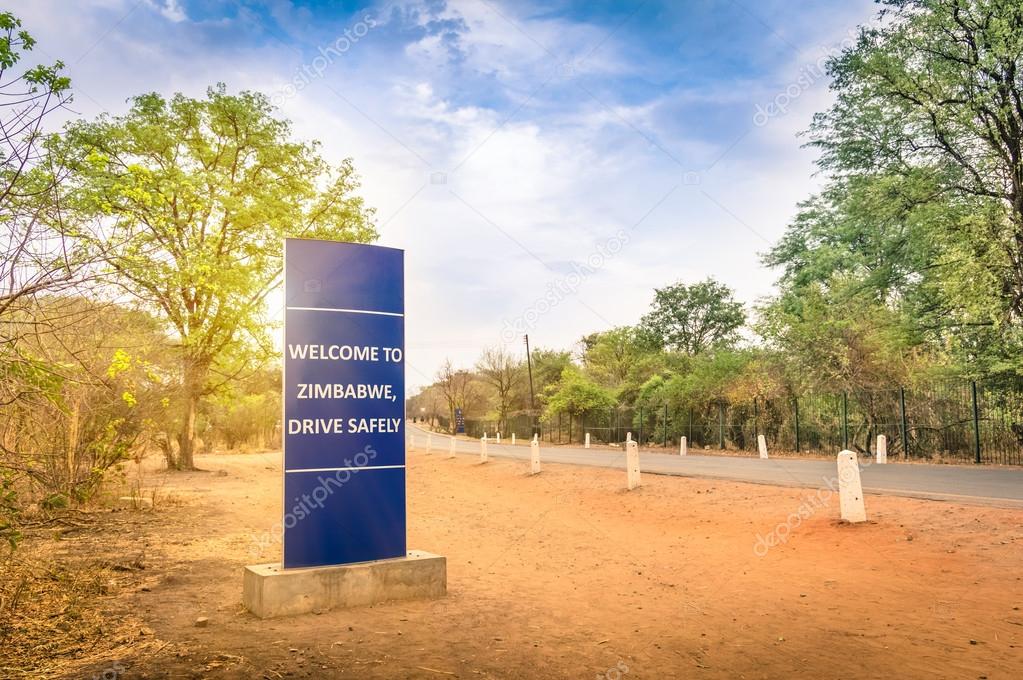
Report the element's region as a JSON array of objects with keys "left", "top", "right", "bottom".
[{"left": 244, "top": 550, "right": 446, "bottom": 618}]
